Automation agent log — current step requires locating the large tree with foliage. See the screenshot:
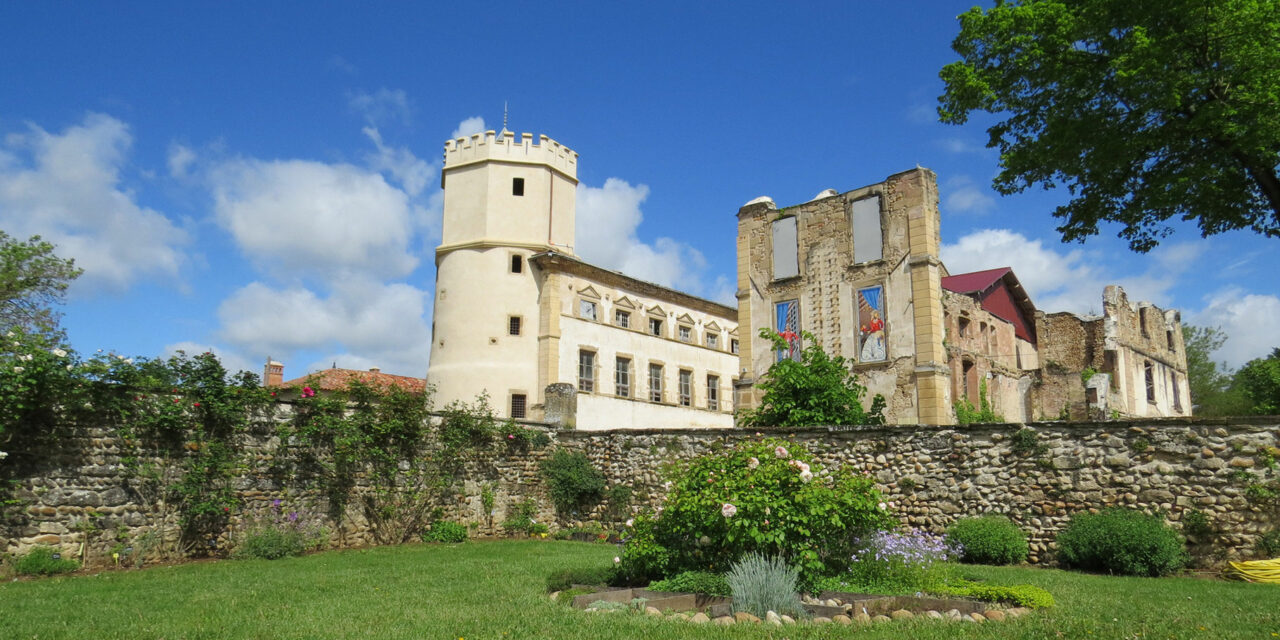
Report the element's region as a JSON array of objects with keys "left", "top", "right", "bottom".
[
  {"left": 1182, "top": 325, "right": 1249, "bottom": 416},
  {"left": 1233, "top": 348, "right": 1280, "bottom": 415},
  {"left": 0, "top": 231, "right": 82, "bottom": 333},
  {"left": 939, "top": 0, "right": 1280, "bottom": 252}
]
